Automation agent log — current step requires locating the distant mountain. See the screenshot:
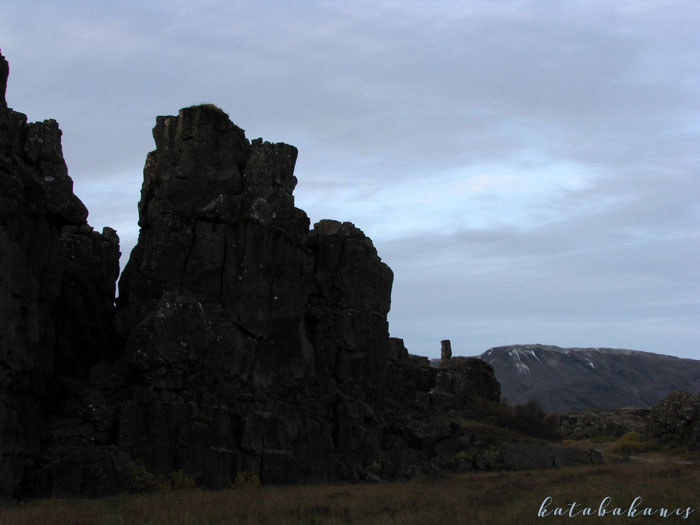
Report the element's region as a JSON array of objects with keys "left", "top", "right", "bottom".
[{"left": 478, "top": 344, "right": 700, "bottom": 413}]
